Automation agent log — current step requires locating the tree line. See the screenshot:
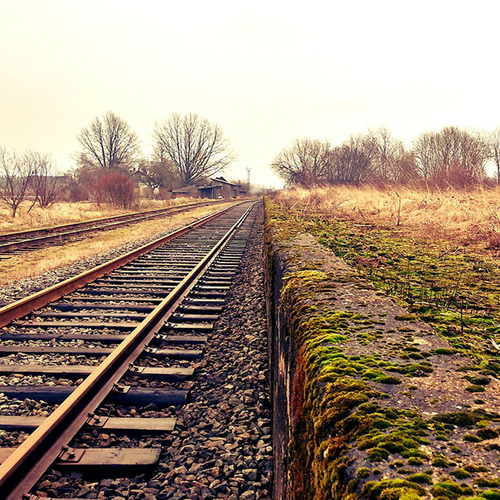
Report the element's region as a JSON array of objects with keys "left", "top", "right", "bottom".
[
  {"left": 272, "top": 126, "right": 500, "bottom": 188},
  {"left": 0, "top": 111, "right": 234, "bottom": 216}
]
